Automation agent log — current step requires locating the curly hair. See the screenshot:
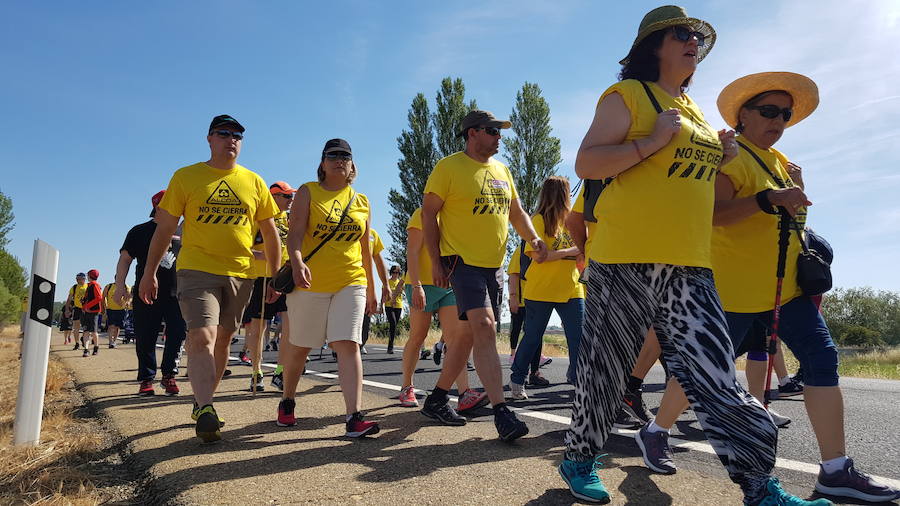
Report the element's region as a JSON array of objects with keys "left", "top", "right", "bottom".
[{"left": 619, "top": 28, "right": 692, "bottom": 92}]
